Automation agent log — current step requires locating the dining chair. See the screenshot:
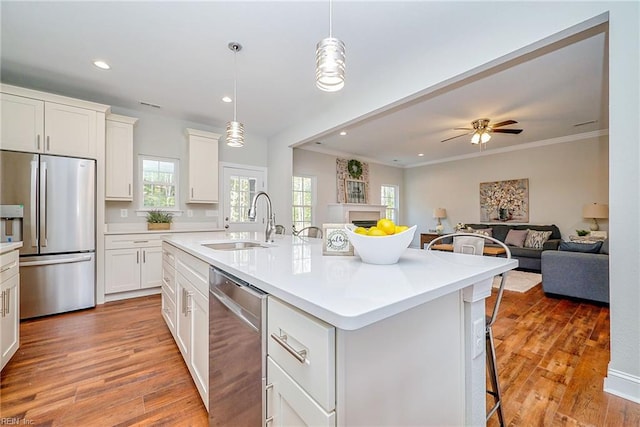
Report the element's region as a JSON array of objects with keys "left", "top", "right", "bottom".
[
  {"left": 427, "top": 232, "right": 511, "bottom": 426},
  {"left": 293, "top": 226, "right": 323, "bottom": 239}
]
